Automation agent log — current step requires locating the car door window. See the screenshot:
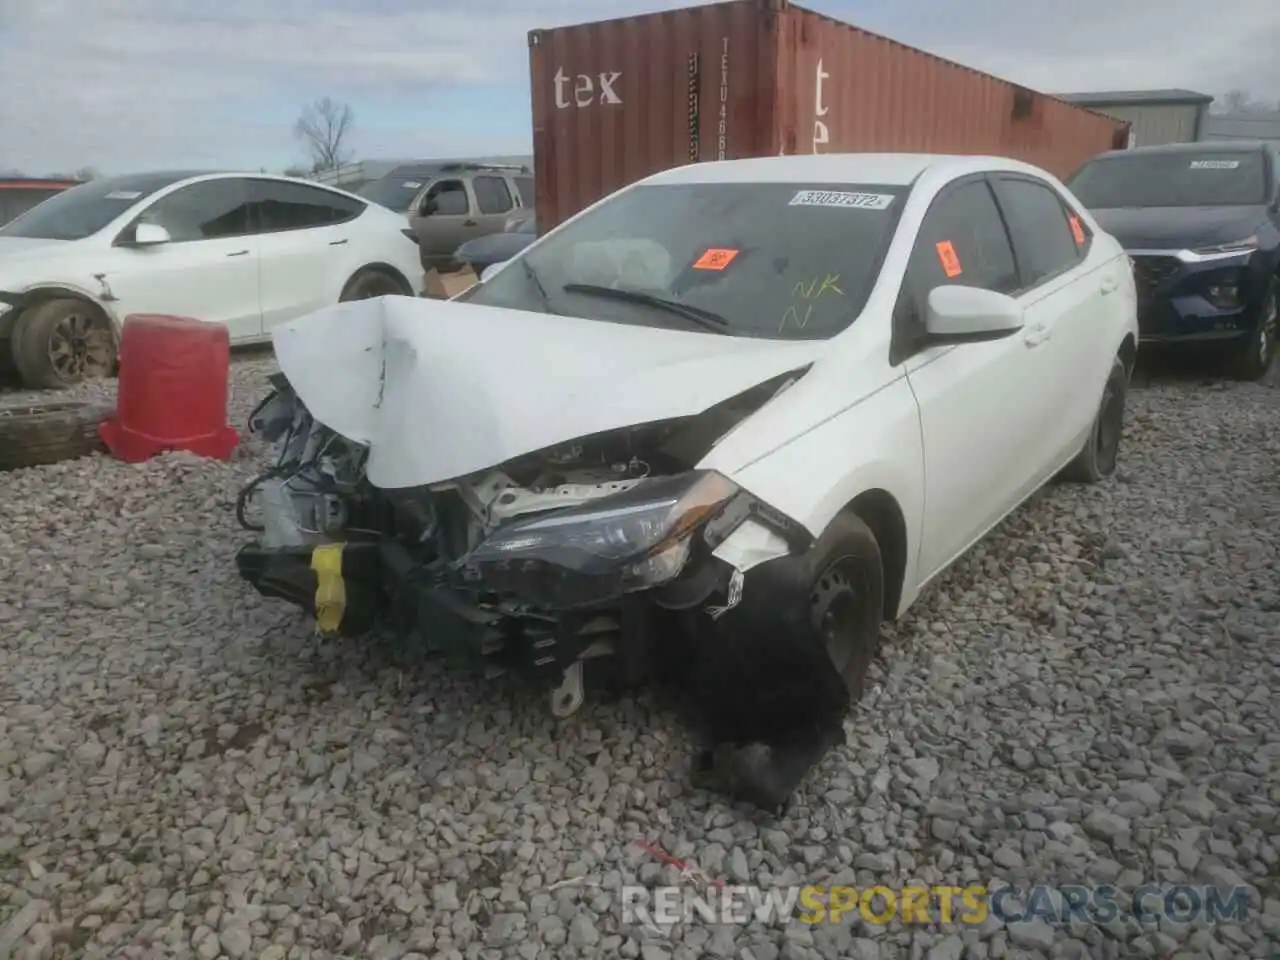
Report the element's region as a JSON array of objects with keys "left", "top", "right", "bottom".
[
  {"left": 992, "top": 177, "right": 1084, "bottom": 290},
  {"left": 138, "top": 179, "right": 252, "bottom": 243},
  {"left": 425, "top": 179, "right": 469, "bottom": 217},
  {"left": 514, "top": 176, "right": 535, "bottom": 206},
  {"left": 893, "top": 179, "right": 1018, "bottom": 362},
  {"left": 251, "top": 180, "right": 364, "bottom": 233},
  {"left": 473, "top": 176, "right": 513, "bottom": 215}
]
